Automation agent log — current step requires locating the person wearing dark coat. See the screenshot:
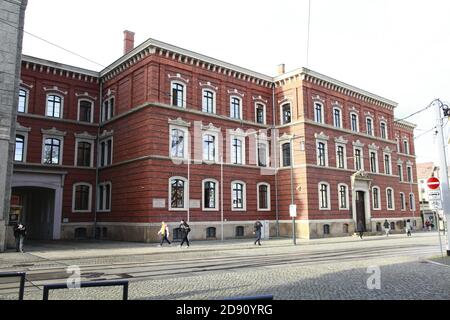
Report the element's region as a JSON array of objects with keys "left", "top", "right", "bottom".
[
  {"left": 253, "top": 220, "right": 263, "bottom": 246},
  {"left": 179, "top": 219, "right": 191, "bottom": 248},
  {"left": 357, "top": 220, "right": 365, "bottom": 239},
  {"left": 13, "top": 223, "right": 27, "bottom": 253}
]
